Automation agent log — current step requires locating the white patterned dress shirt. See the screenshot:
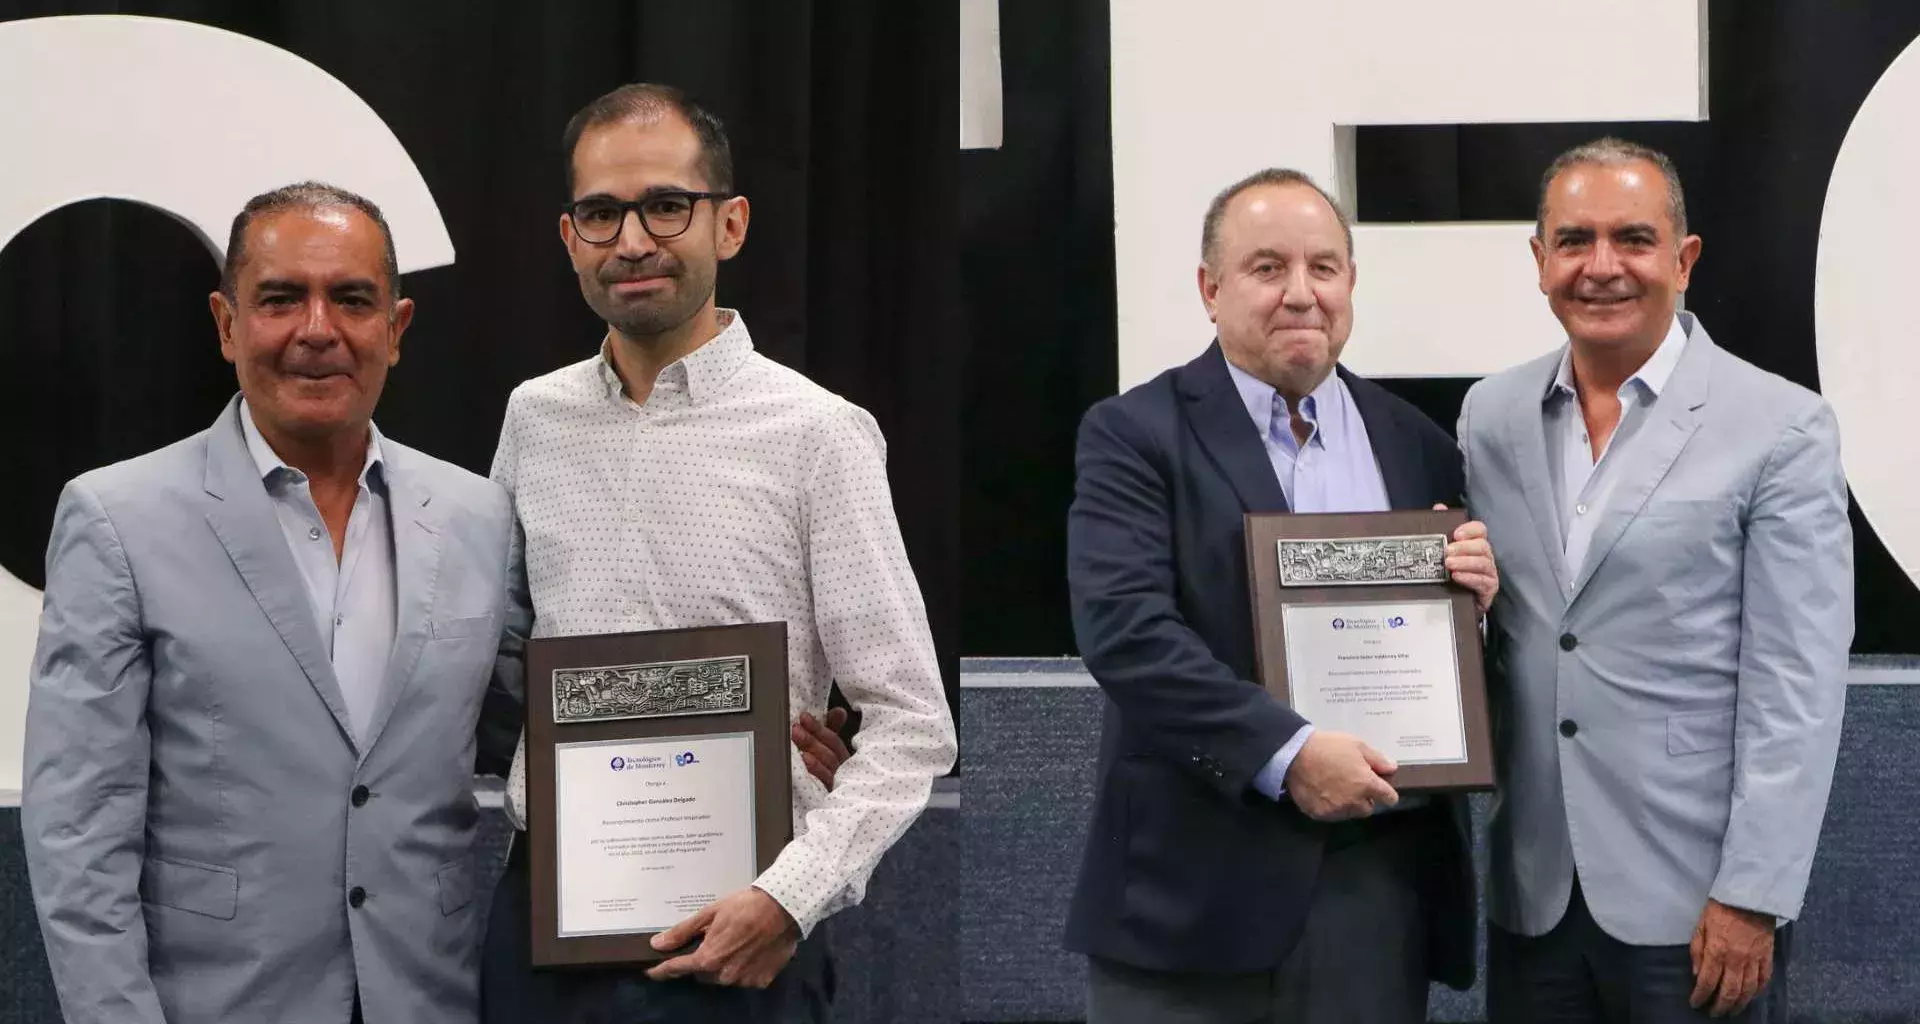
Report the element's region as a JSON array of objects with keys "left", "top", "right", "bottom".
[{"left": 497, "top": 310, "right": 957, "bottom": 934}]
